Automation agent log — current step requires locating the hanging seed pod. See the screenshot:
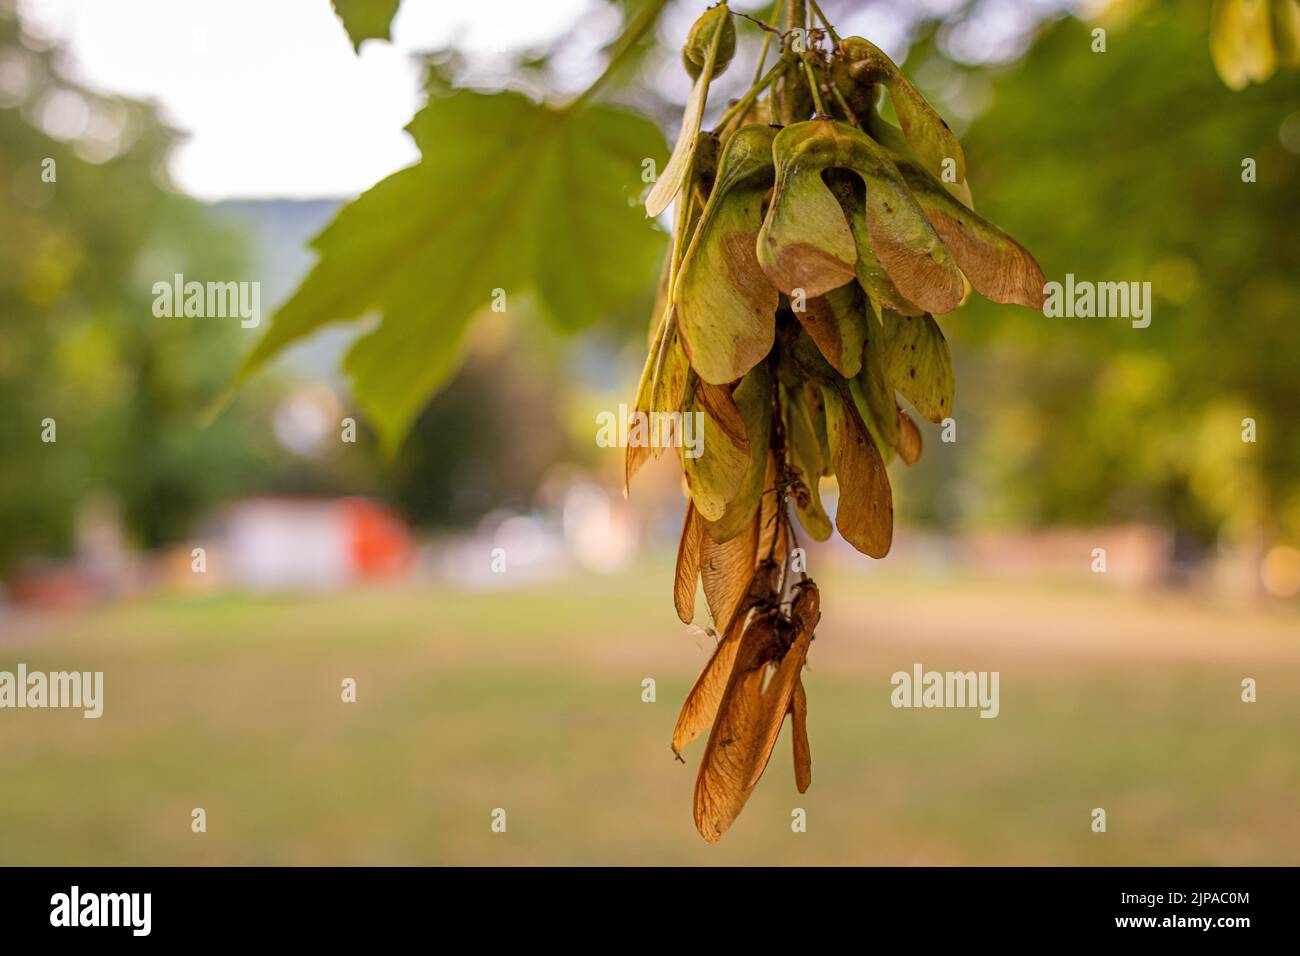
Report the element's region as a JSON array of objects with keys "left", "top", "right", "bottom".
[
  {"left": 789, "top": 327, "right": 895, "bottom": 558},
  {"left": 838, "top": 35, "right": 966, "bottom": 184},
  {"left": 799, "top": 280, "right": 869, "bottom": 379},
  {"left": 790, "top": 676, "right": 812, "bottom": 793},
  {"left": 682, "top": 3, "right": 737, "bottom": 80},
  {"left": 701, "top": 361, "right": 773, "bottom": 543},
  {"left": 880, "top": 310, "right": 955, "bottom": 424},
  {"left": 672, "top": 556, "right": 781, "bottom": 748},
  {"left": 858, "top": 316, "right": 901, "bottom": 458},
  {"left": 829, "top": 47, "right": 876, "bottom": 119},
  {"left": 779, "top": 376, "right": 833, "bottom": 541},
  {"left": 759, "top": 119, "right": 965, "bottom": 312},
  {"left": 896, "top": 168, "right": 1047, "bottom": 308},
  {"left": 693, "top": 582, "right": 820, "bottom": 843},
  {"left": 755, "top": 123, "right": 858, "bottom": 297},
  {"left": 646, "top": 5, "right": 733, "bottom": 217},
  {"left": 627, "top": 3, "right": 1047, "bottom": 843},
  {"left": 681, "top": 379, "right": 749, "bottom": 521},
  {"left": 897, "top": 409, "right": 923, "bottom": 465},
  {"left": 674, "top": 125, "right": 779, "bottom": 385},
  {"left": 825, "top": 169, "right": 923, "bottom": 317}
]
